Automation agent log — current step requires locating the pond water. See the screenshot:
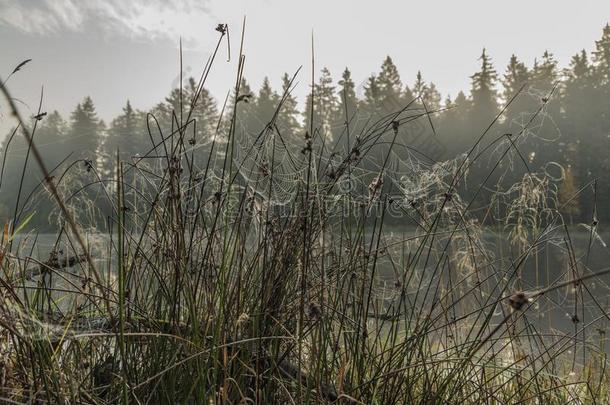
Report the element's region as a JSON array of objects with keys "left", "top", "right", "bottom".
[{"left": 6, "top": 228, "right": 610, "bottom": 355}]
